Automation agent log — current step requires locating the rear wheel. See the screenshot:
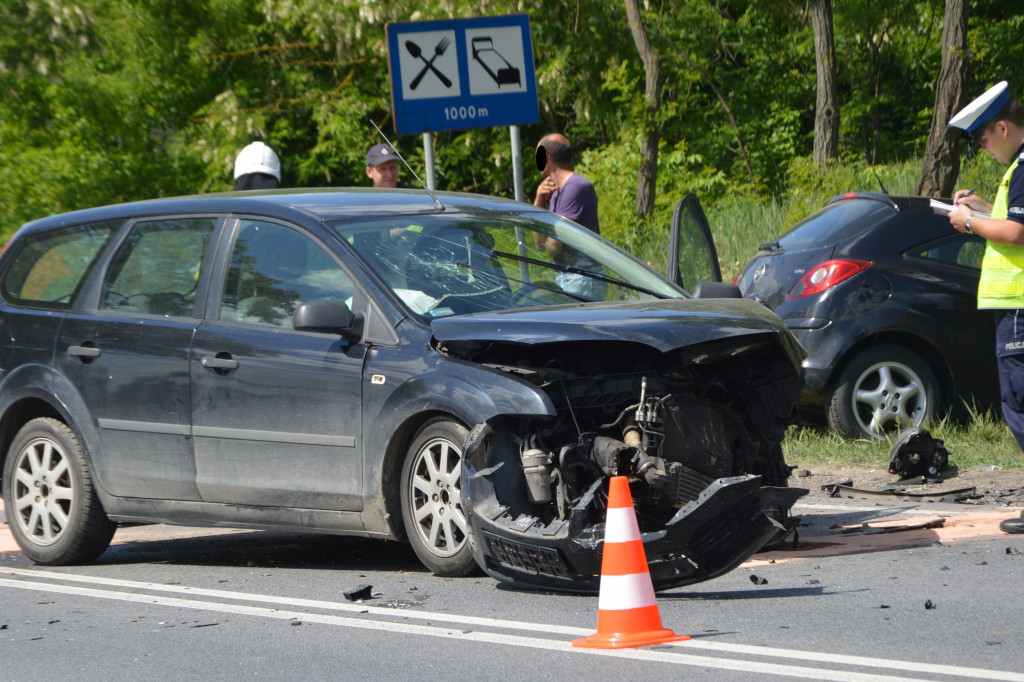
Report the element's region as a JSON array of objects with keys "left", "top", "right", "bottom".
[
  {"left": 2, "top": 418, "right": 116, "bottom": 564},
  {"left": 826, "top": 344, "right": 941, "bottom": 439},
  {"left": 399, "top": 418, "right": 478, "bottom": 576}
]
